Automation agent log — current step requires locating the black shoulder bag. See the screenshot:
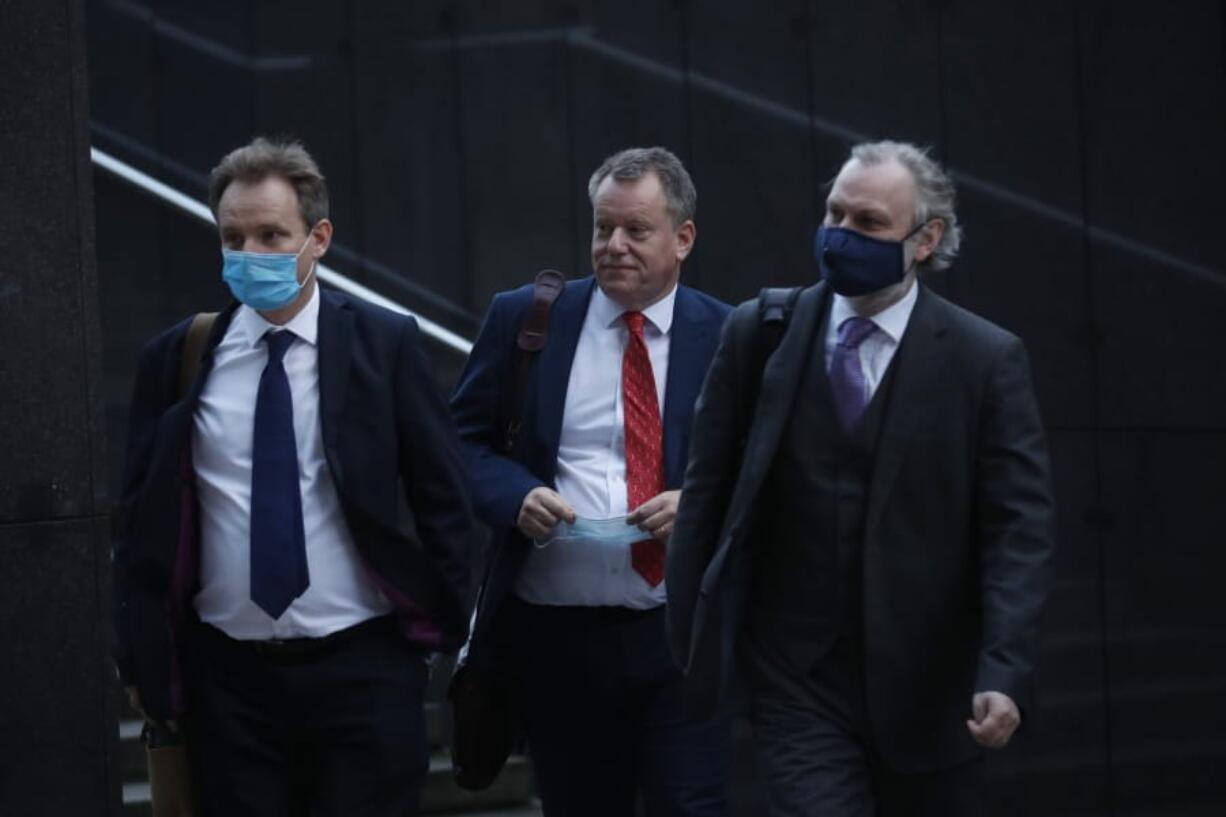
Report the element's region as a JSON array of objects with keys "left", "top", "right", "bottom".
[{"left": 449, "top": 269, "right": 566, "bottom": 792}]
